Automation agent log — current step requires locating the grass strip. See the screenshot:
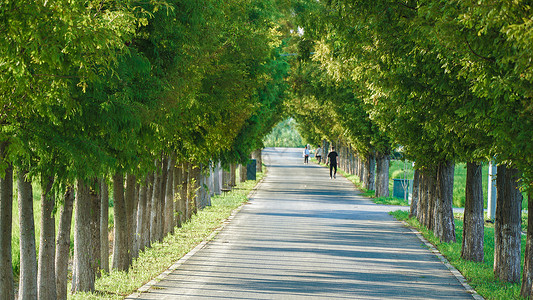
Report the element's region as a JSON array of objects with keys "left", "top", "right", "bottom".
[
  {"left": 337, "top": 168, "right": 409, "bottom": 206},
  {"left": 390, "top": 210, "right": 526, "bottom": 300},
  {"left": 70, "top": 173, "right": 264, "bottom": 299}
]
